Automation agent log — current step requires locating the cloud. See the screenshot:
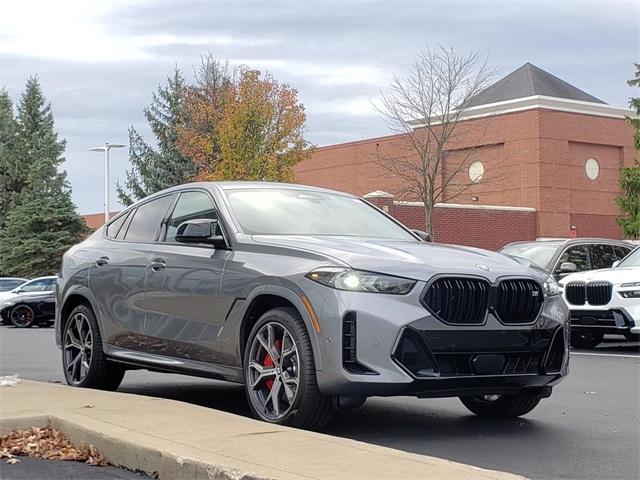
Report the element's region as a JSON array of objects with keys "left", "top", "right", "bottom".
[{"left": 1, "top": 0, "right": 637, "bottom": 213}]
